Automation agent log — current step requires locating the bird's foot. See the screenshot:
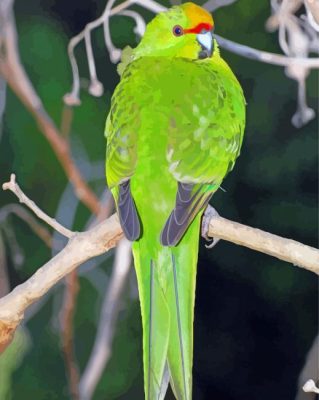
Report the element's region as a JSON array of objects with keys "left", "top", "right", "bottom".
[{"left": 201, "top": 205, "right": 220, "bottom": 249}]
